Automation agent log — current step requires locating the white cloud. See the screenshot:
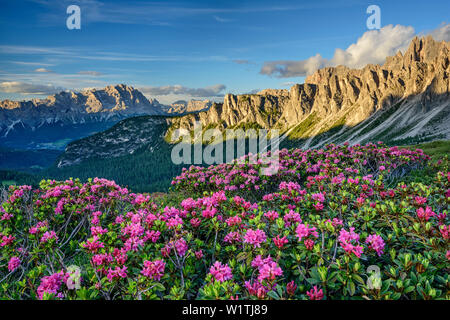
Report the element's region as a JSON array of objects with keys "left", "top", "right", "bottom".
[
  {"left": 139, "top": 84, "right": 226, "bottom": 97},
  {"left": 425, "top": 22, "right": 450, "bottom": 42},
  {"left": 0, "top": 45, "right": 228, "bottom": 63},
  {"left": 34, "top": 68, "right": 53, "bottom": 73},
  {"left": 0, "top": 81, "right": 64, "bottom": 95},
  {"left": 29, "top": 0, "right": 325, "bottom": 26},
  {"left": 0, "top": 45, "right": 70, "bottom": 55},
  {"left": 138, "top": 84, "right": 227, "bottom": 104},
  {"left": 213, "top": 16, "right": 233, "bottom": 23},
  {"left": 77, "top": 70, "right": 105, "bottom": 76},
  {"left": 10, "top": 61, "right": 55, "bottom": 67},
  {"left": 241, "top": 89, "right": 260, "bottom": 94},
  {"left": 281, "top": 81, "right": 296, "bottom": 87},
  {"left": 0, "top": 70, "right": 107, "bottom": 97},
  {"left": 261, "top": 53, "right": 327, "bottom": 78},
  {"left": 232, "top": 59, "right": 253, "bottom": 65},
  {"left": 260, "top": 23, "right": 449, "bottom": 78}
]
